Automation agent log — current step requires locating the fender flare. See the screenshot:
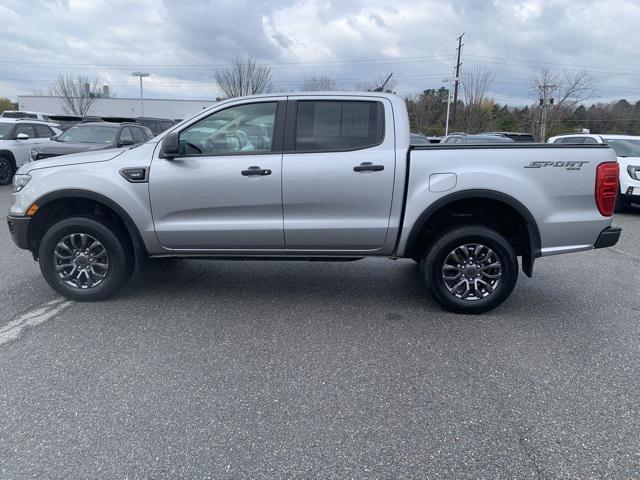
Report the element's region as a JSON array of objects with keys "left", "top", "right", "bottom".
[
  {"left": 30, "top": 189, "right": 147, "bottom": 270},
  {"left": 403, "top": 189, "right": 541, "bottom": 277}
]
